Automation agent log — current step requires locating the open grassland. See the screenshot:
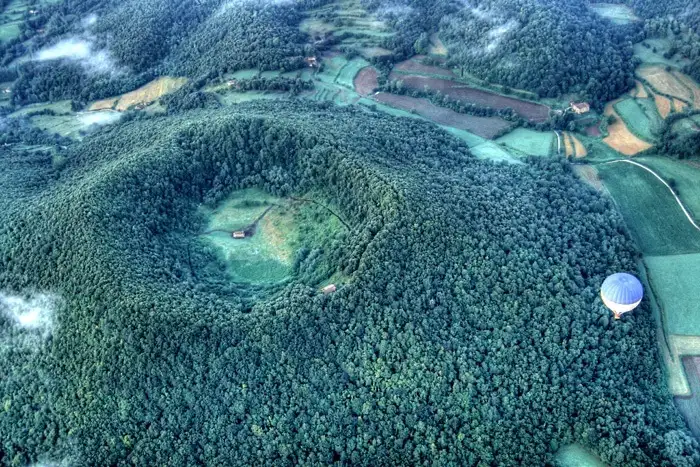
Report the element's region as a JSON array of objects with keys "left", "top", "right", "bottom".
[
  {"left": 588, "top": 3, "right": 639, "bottom": 24},
  {"left": 496, "top": 128, "right": 553, "bottom": 156},
  {"left": 353, "top": 66, "right": 378, "bottom": 96},
  {"left": 638, "top": 66, "right": 693, "bottom": 103},
  {"left": 598, "top": 162, "right": 700, "bottom": 255},
  {"left": 393, "top": 58, "right": 456, "bottom": 78},
  {"left": 613, "top": 98, "right": 661, "bottom": 142},
  {"left": 645, "top": 254, "right": 700, "bottom": 336},
  {"left": 391, "top": 74, "right": 550, "bottom": 121},
  {"left": 602, "top": 101, "right": 653, "bottom": 156},
  {"left": 555, "top": 444, "right": 607, "bottom": 467},
  {"left": 217, "top": 91, "right": 288, "bottom": 106},
  {"left": 373, "top": 92, "right": 511, "bottom": 138},
  {"left": 317, "top": 53, "right": 348, "bottom": 84},
  {"left": 635, "top": 156, "right": 700, "bottom": 220},
  {"left": 675, "top": 357, "right": 700, "bottom": 438},
  {"left": 428, "top": 33, "right": 447, "bottom": 56},
  {"left": 115, "top": 77, "right": 187, "bottom": 111}
]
